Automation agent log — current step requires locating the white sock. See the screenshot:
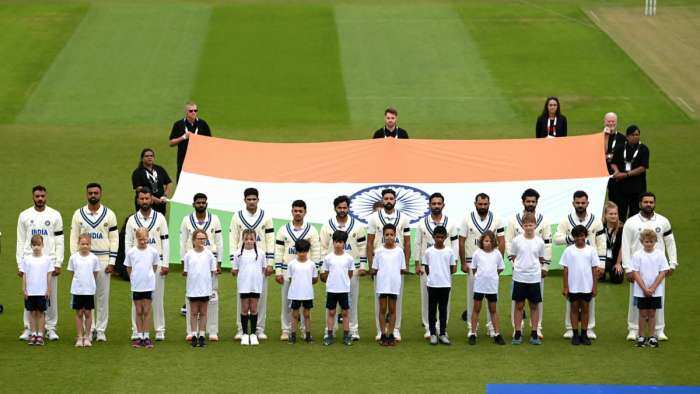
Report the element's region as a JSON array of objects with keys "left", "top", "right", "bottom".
[{"left": 144, "top": 332, "right": 150, "bottom": 339}]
